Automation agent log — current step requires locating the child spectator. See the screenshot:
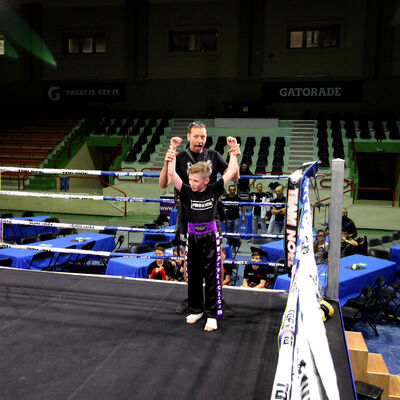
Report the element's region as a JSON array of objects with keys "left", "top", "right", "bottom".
[
  {"left": 242, "top": 247, "right": 268, "bottom": 289},
  {"left": 147, "top": 245, "right": 173, "bottom": 280},
  {"left": 221, "top": 246, "right": 232, "bottom": 286}
]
